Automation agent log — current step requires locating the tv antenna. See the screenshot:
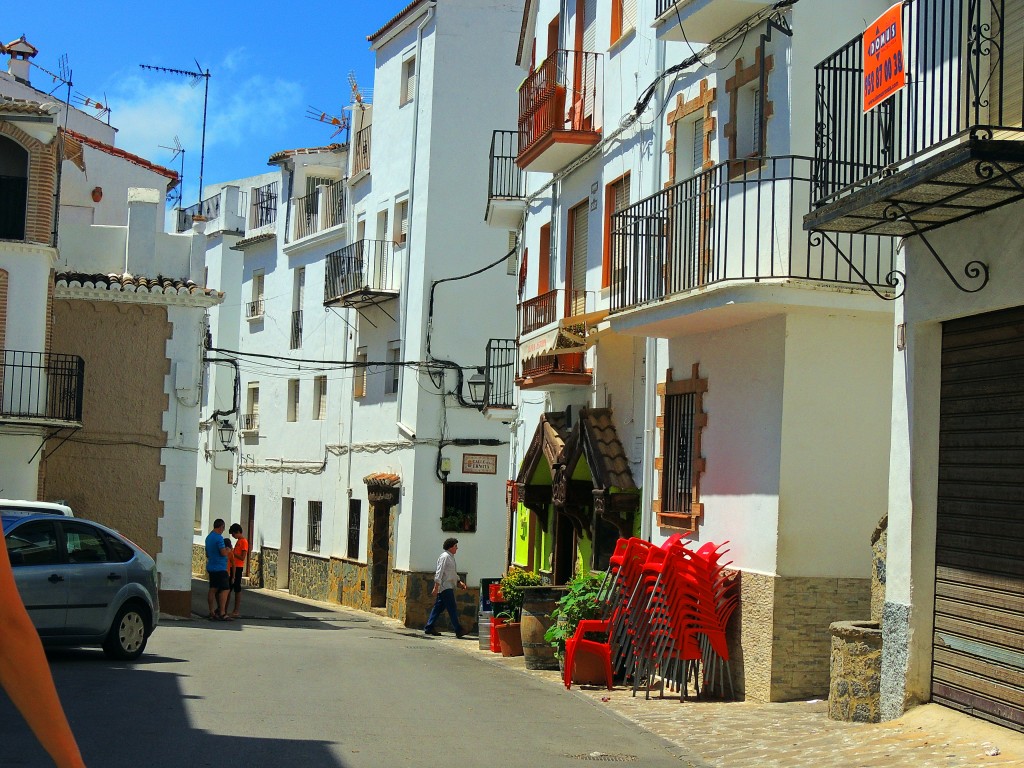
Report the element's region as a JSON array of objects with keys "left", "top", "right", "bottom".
[
  {"left": 305, "top": 106, "right": 349, "bottom": 140},
  {"left": 139, "top": 60, "right": 210, "bottom": 206},
  {"left": 347, "top": 72, "right": 368, "bottom": 109},
  {"left": 159, "top": 136, "right": 186, "bottom": 208},
  {"left": 71, "top": 91, "right": 111, "bottom": 123},
  {"left": 28, "top": 54, "right": 71, "bottom": 101}
]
